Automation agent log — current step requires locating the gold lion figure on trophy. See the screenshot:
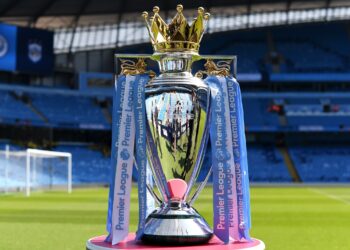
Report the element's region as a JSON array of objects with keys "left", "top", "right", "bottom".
[
  {"left": 195, "top": 59, "right": 231, "bottom": 78},
  {"left": 120, "top": 58, "right": 155, "bottom": 78}
]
